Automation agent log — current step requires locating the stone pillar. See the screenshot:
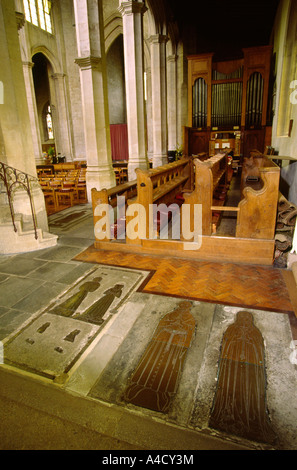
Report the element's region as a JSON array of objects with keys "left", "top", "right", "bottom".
[
  {"left": 119, "top": 0, "right": 148, "bottom": 180},
  {"left": 22, "top": 61, "right": 43, "bottom": 165},
  {"left": 167, "top": 54, "right": 178, "bottom": 154},
  {"left": 0, "top": 2, "right": 49, "bottom": 234},
  {"left": 16, "top": 4, "right": 43, "bottom": 166},
  {"left": 149, "top": 34, "right": 168, "bottom": 168},
  {"left": 146, "top": 67, "right": 153, "bottom": 162},
  {"left": 0, "top": 3, "right": 35, "bottom": 175},
  {"left": 73, "top": 0, "right": 115, "bottom": 199},
  {"left": 50, "top": 72, "right": 73, "bottom": 161}
]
